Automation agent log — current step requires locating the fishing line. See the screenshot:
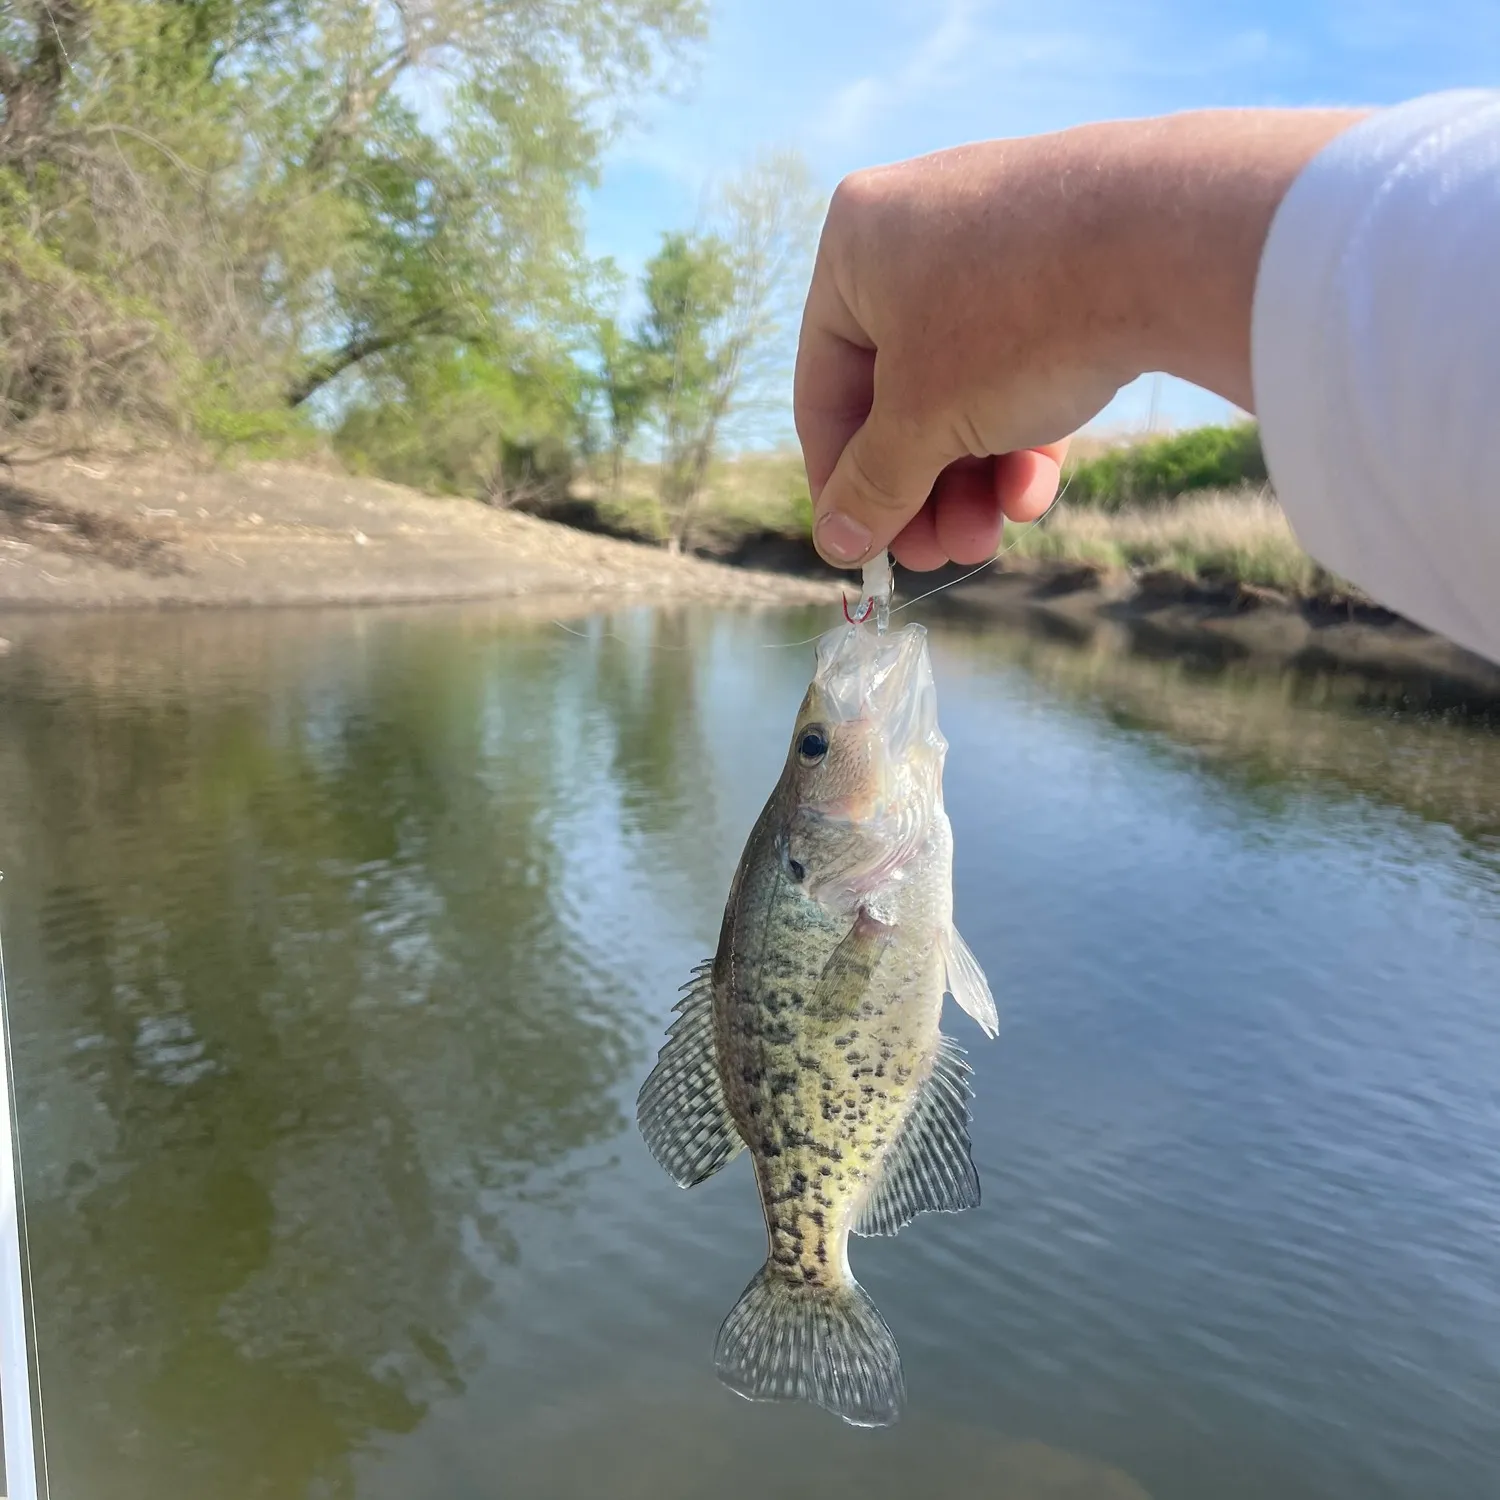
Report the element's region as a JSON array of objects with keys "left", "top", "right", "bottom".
[
  {"left": 549, "top": 617, "right": 709, "bottom": 652},
  {"left": 550, "top": 470, "right": 1071, "bottom": 653},
  {"left": 0, "top": 879, "right": 49, "bottom": 1500},
  {"left": 759, "top": 472, "right": 1071, "bottom": 650}
]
